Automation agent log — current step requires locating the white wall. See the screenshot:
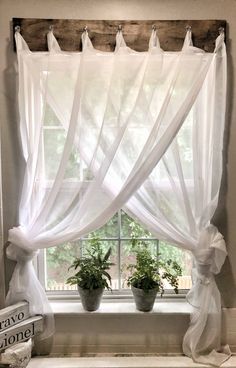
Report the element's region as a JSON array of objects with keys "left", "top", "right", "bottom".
[
  {"left": 0, "top": 0, "right": 236, "bottom": 308},
  {"left": 52, "top": 310, "right": 190, "bottom": 355},
  {"left": 51, "top": 306, "right": 236, "bottom": 355}
]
